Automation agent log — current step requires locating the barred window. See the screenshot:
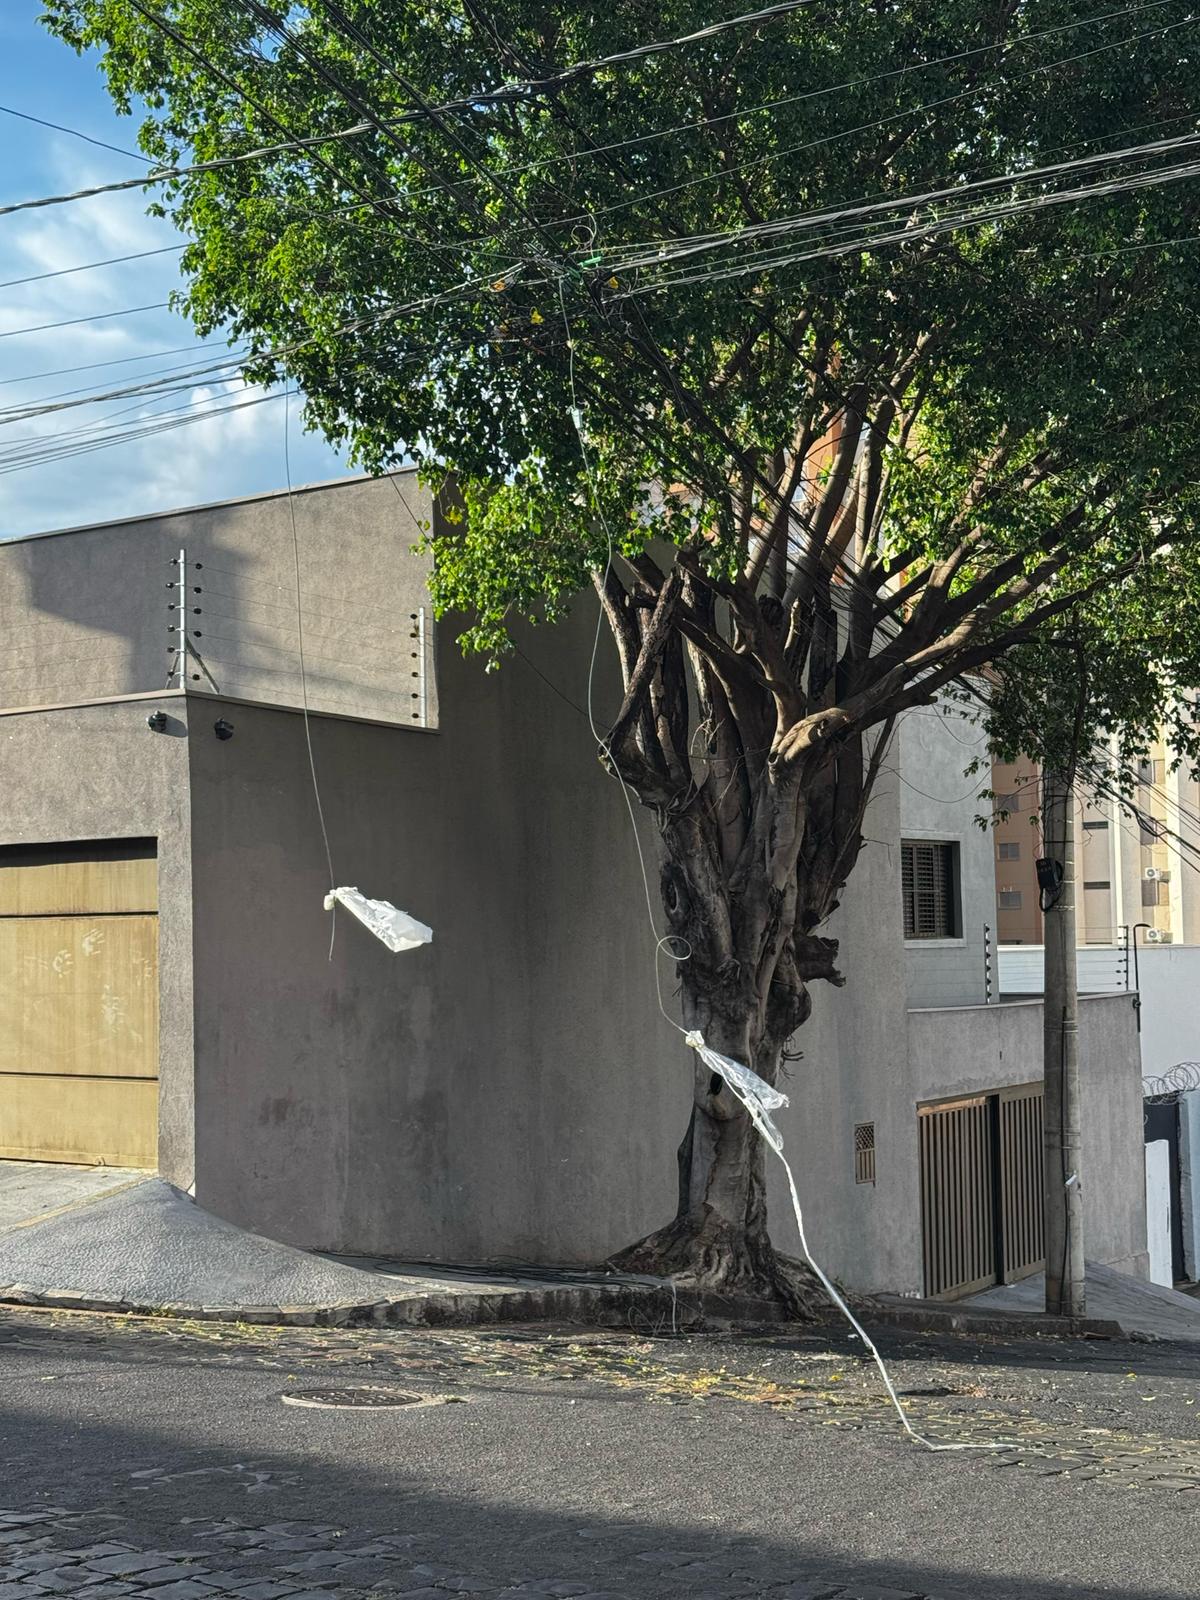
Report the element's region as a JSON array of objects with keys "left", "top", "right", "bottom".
[
  {"left": 998, "top": 890, "right": 1022, "bottom": 910},
  {"left": 854, "top": 1123, "right": 876, "bottom": 1185},
  {"left": 902, "top": 840, "right": 960, "bottom": 939},
  {"left": 998, "top": 841, "right": 1020, "bottom": 861}
]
